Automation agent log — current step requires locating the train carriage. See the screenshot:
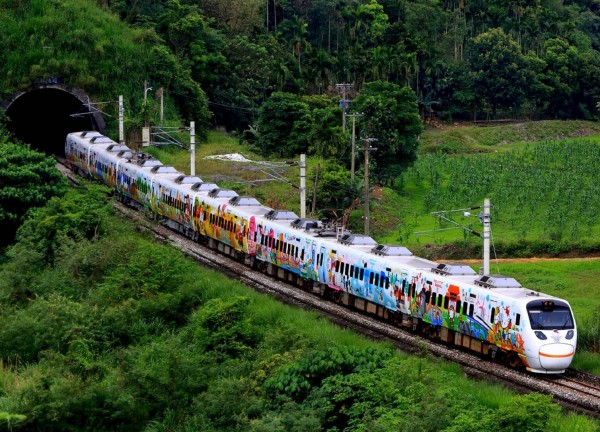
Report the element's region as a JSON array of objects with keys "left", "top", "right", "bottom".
[{"left": 65, "top": 131, "right": 577, "bottom": 374}]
